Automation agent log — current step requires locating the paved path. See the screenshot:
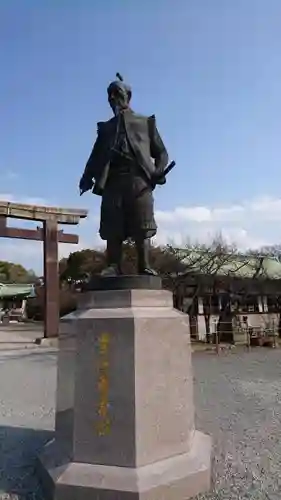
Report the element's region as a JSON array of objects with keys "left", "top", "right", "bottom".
[
  {"left": 0, "top": 347, "right": 56, "bottom": 499},
  {"left": 0, "top": 323, "right": 43, "bottom": 351},
  {"left": 0, "top": 347, "right": 281, "bottom": 499}
]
